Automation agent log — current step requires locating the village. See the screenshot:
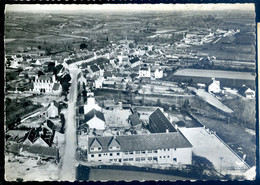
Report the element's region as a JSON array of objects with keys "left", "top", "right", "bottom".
[{"left": 4, "top": 7, "right": 256, "bottom": 181}]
